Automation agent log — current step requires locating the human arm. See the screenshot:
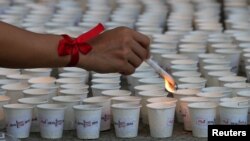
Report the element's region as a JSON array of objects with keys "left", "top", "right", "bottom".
[{"left": 0, "top": 21, "right": 150, "bottom": 75}]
